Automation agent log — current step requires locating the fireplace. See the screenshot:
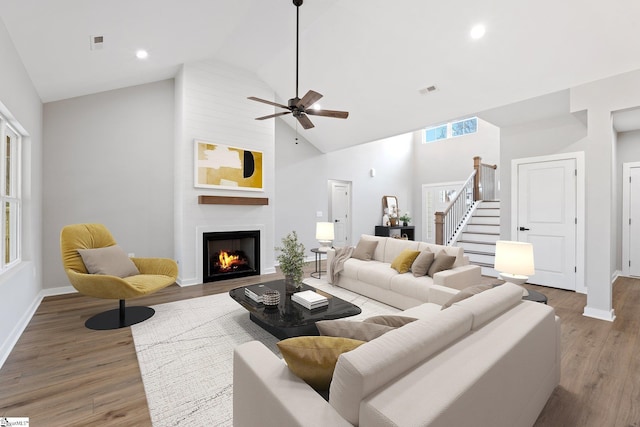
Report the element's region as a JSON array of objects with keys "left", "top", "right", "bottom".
[{"left": 203, "top": 230, "right": 260, "bottom": 283}]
